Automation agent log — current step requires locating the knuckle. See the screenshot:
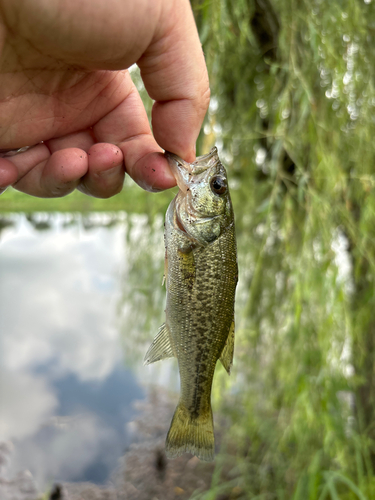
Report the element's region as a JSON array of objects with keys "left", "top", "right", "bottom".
[
  {"left": 199, "top": 85, "right": 211, "bottom": 113},
  {"left": 191, "top": 73, "right": 210, "bottom": 116}
]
